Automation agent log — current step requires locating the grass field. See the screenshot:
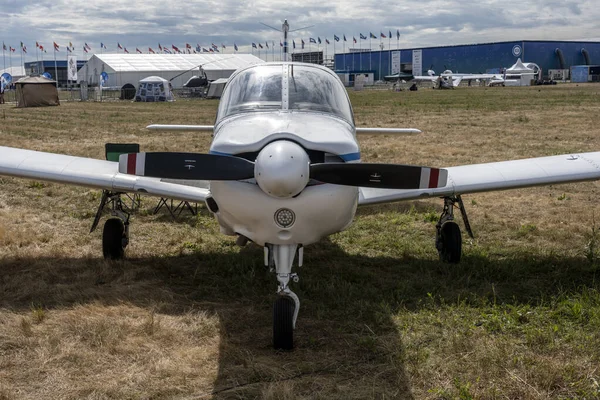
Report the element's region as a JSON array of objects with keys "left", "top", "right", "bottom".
[{"left": 1, "top": 84, "right": 600, "bottom": 399}]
